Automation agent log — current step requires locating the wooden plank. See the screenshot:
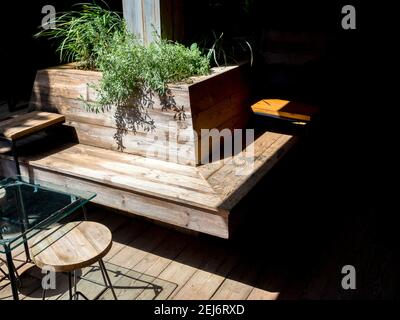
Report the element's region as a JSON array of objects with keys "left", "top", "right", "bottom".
[
  {"left": 57, "top": 143, "right": 200, "bottom": 179},
  {"left": 30, "top": 94, "right": 193, "bottom": 133},
  {"left": 189, "top": 65, "right": 249, "bottom": 117},
  {"left": 171, "top": 244, "right": 240, "bottom": 300},
  {"left": 49, "top": 145, "right": 213, "bottom": 194},
  {"left": 251, "top": 99, "right": 319, "bottom": 122},
  {"left": 211, "top": 261, "right": 258, "bottom": 300},
  {"left": 64, "top": 120, "right": 197, "bottom": 166},
  {"left": 142, "top": 238, "right": 213, "bottom": 300},
  {"left": 103, "top": 225, "right": 170, "bottom": 269},
  {"left": 101, "top": 230, "right": 189, "bottom": 300},
  {"left": 0, "top": 263, "right": 41, "bottom": 300},
  {"left": 28, "top": 148, "right": 221, "bottom": 210},
  {"left": 193, "top": 88, "right": 251, "bottom": 136},
  {"left": 246, "top": 287, "right": 280, "bottom": 300},
  {"left": 102, "top": 220, "right": 150, "bottom": 261},
  {"left": 0, "top": 160, "right": 230, "bottom": 238},
  {"left": 246, "top": 266, "right": 284, "bottom": 300},
  {"left": 207, "top": 132, "right": 298, "bottom": 210},
  {"left": 0, "top": 111, "right": 65, "bottom": 140},
  {"left": 30, "top": 94, "right": 197, "bottom": 161},
  {"left": 80, "top": 225, "right": 170, "bottom": 300}
]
